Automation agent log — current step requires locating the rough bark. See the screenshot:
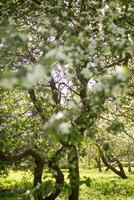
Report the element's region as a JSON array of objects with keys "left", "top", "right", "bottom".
[
  {"left": 44, "top": 164, "right": 64, "bottom": 200},
  {"left": 28, "top": 88, "right": 46, "bottom": 123},
  {"left": 49, "top": 77, "right": 61, "bottom": 105},
  {"left": 33, "top": 159, "right": 44, "bottom": 200},
  {"left": 34, "top": 159, "right": 44, "bottom": 186},
  {"left": 68, "top": 145, "right": 79, "bottom": 200},
  {"left": 44, "top": 147, "right": 64, "bottom": 200}
]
